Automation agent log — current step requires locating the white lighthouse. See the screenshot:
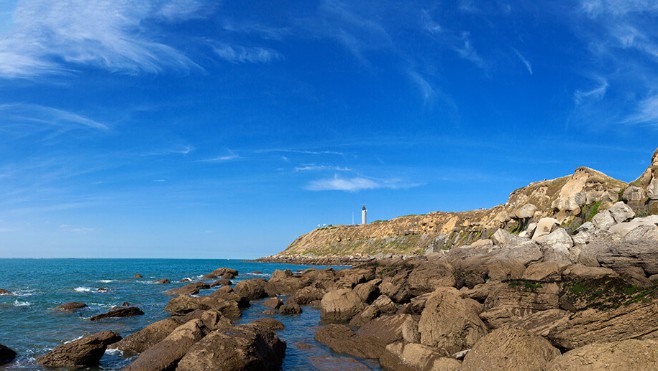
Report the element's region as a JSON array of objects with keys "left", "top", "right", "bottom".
[{"left": 361, "top": 205, "right": 367, "bottom": 225}]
